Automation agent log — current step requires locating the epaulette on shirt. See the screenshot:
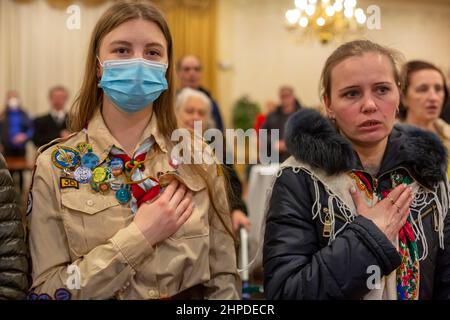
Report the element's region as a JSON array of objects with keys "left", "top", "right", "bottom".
[{"left": 37, "top": 132, "right": 78, "bottom": 155}]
